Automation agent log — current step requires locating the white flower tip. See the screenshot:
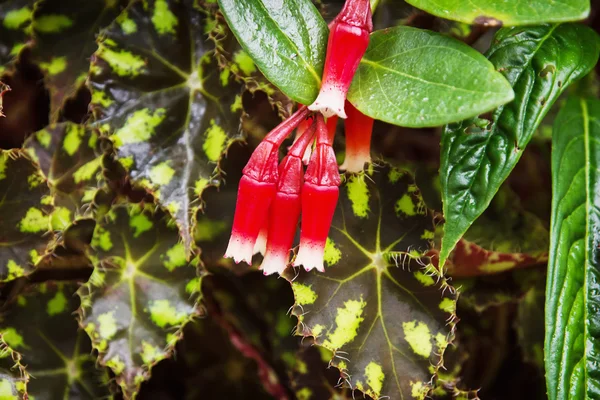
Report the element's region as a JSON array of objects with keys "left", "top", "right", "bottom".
[
  {"left": 339, "top": 154, "right": 371, "bottom": 173},
  {"left": 224, "top": 236, "right": 254, "bottom": 265},
  {"left": 293, "top": 244, "right": 325, "bottom": 273},
  {"left": 253, "top": 229, "right": 267, "bottom": 256},
  {"left": 259, "top": 251, "right": 289, "bottom": 276},
  {"left": 308, "top": 86, "right": 347, "bottom": 119}
]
